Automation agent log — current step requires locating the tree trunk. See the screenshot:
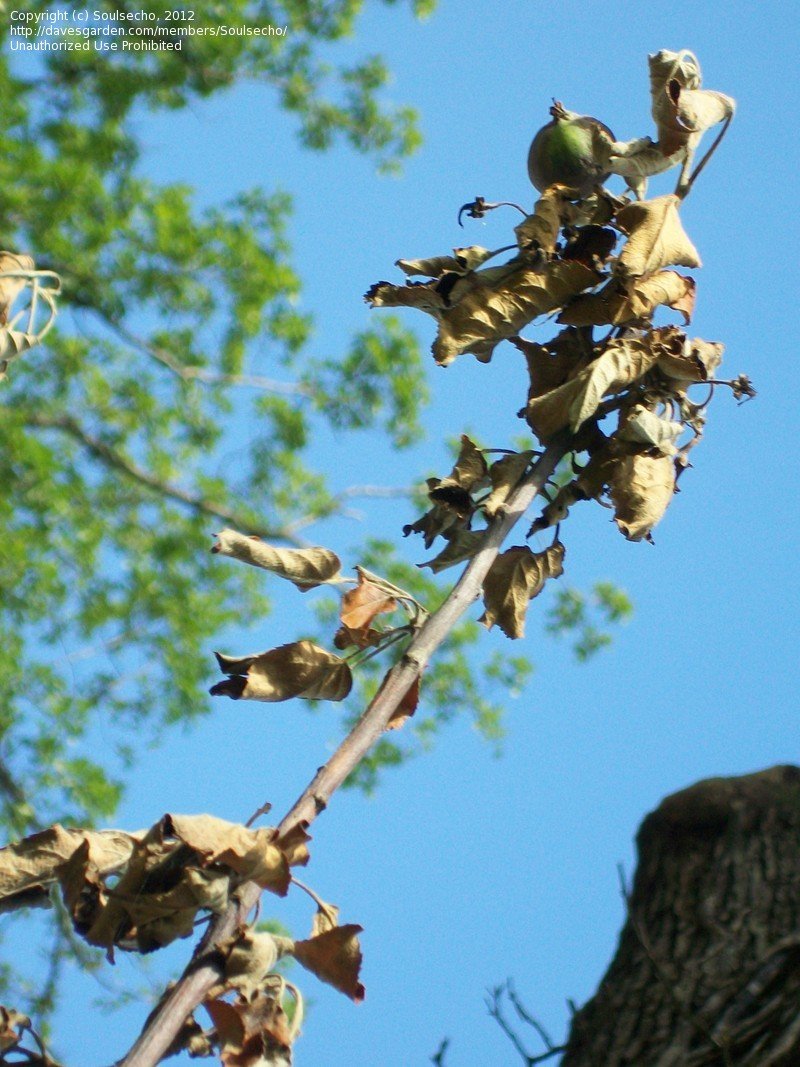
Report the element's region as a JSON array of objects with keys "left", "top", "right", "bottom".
[{"left": 562, "top": 765, "right": 800, "bottom": 1067}]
